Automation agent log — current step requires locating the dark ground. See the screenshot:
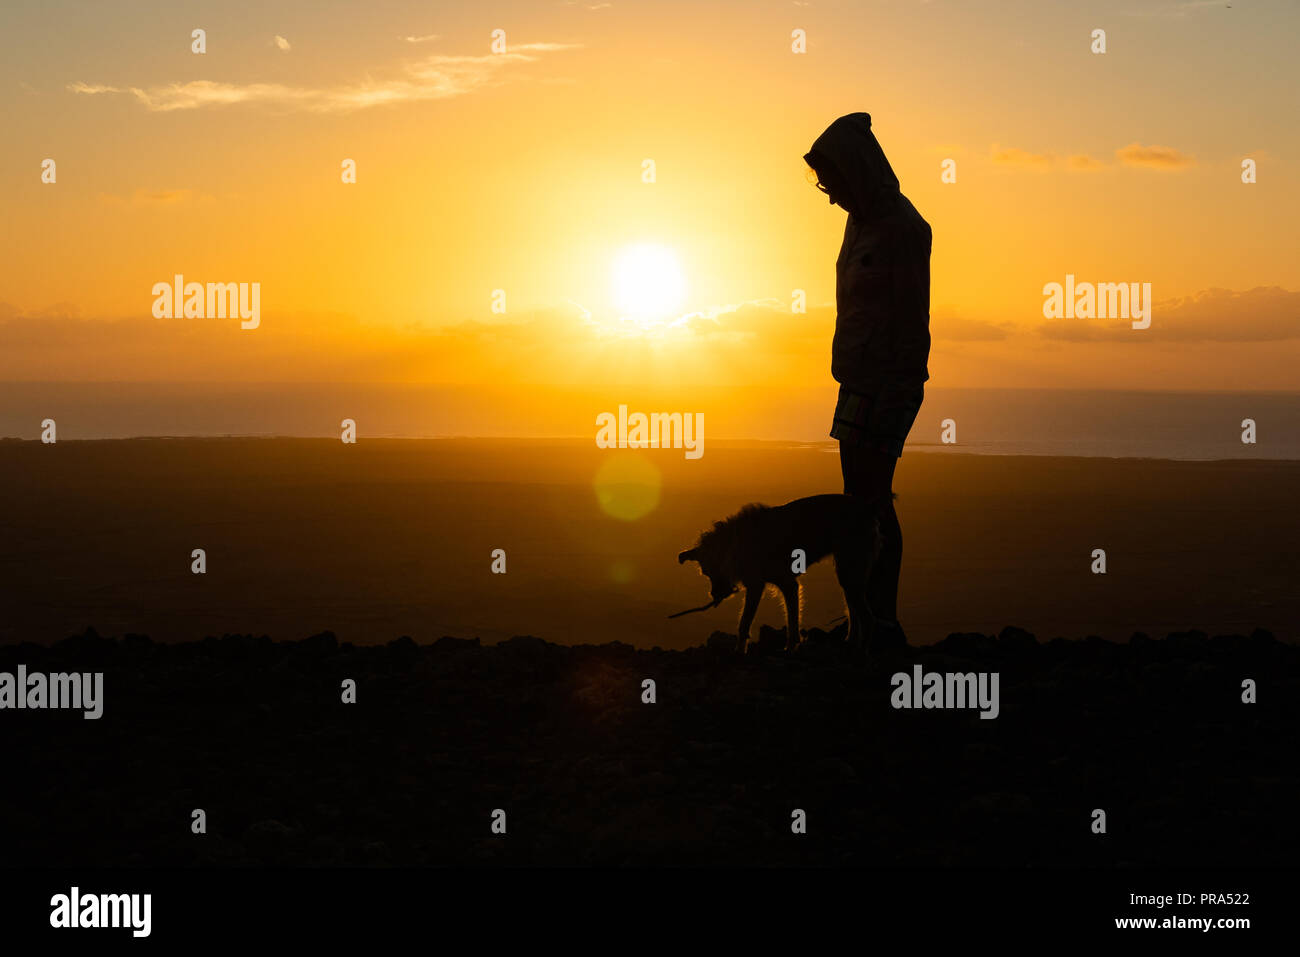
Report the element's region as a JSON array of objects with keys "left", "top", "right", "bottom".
[
  {"left": 2, "top": 625, "right": 1296, "bottom": 868},
  {"left": 6, "top": 439, "right": 1299, "bottom": 649}
]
